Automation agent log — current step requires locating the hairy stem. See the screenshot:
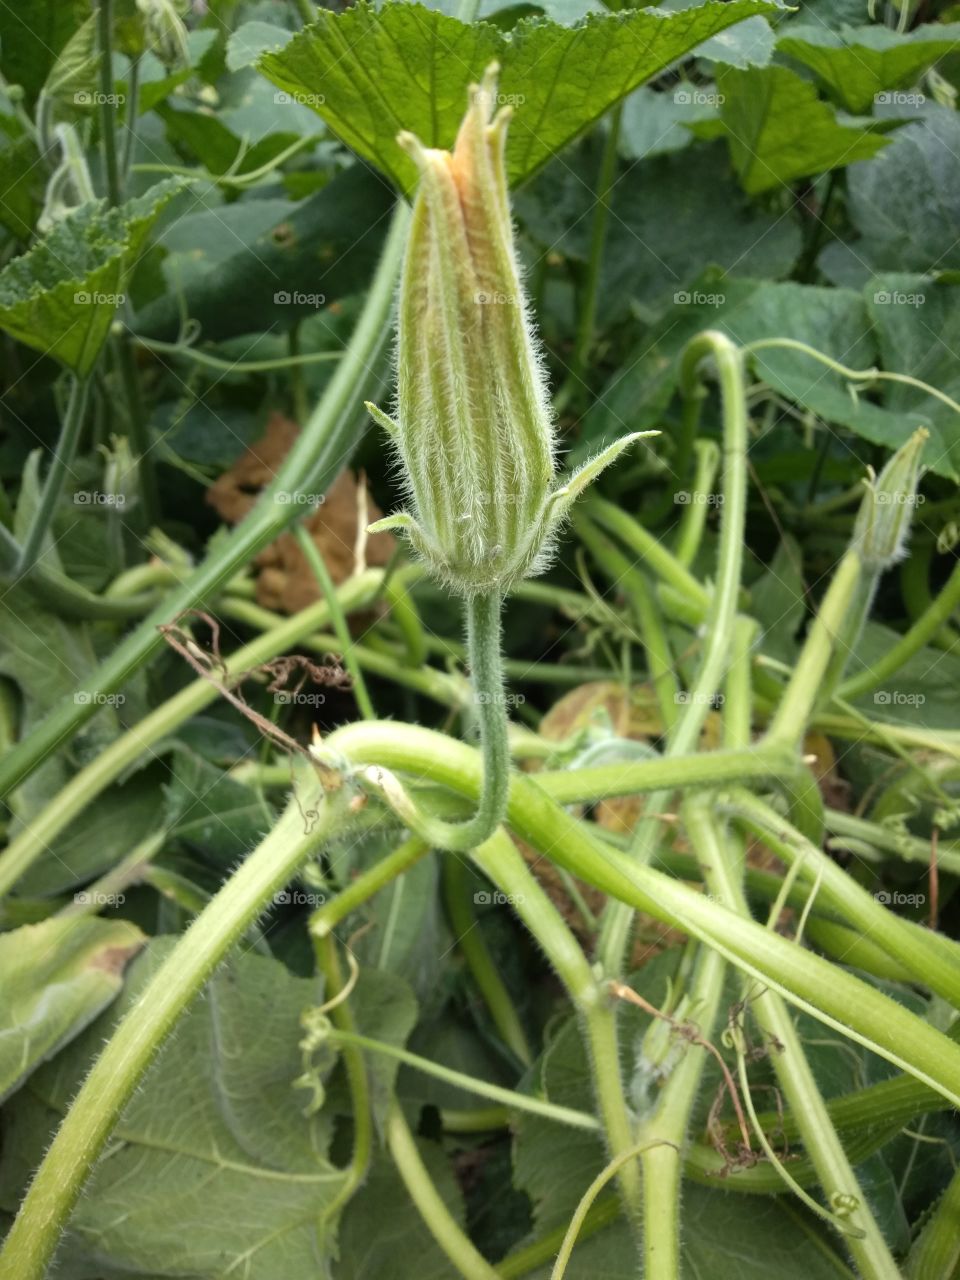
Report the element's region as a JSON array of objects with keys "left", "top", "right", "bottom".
[
  {"left": 349, "top": 590, "right": 510, "bottom": 852},
  {"left": 329, "top": 721, "right": 960, "bottom": 1105}
]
